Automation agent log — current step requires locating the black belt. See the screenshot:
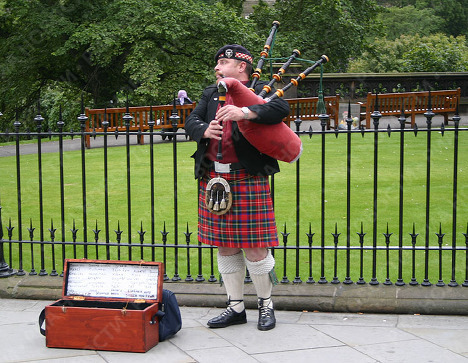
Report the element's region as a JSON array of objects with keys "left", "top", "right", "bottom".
[
  {"left": 228, "top": 162, "right": 244, "bottom": 171},
  {"left": 211, "top": 161, "right": 244, "bottom": 172}
]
